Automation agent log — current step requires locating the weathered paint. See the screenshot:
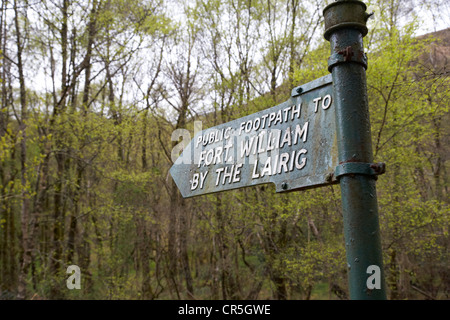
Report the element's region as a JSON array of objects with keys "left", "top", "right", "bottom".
[
  {"left": 324, "top": 0, "right": 387, "bottom": 300},
  {"left": 170, "top": 75, "right": 338, "bottom": 198}
]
